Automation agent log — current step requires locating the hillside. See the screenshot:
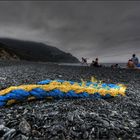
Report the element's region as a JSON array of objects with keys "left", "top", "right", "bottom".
[
  {"left": 0, "top": 47, "right": 20, "bottom": 61},
  {"left": 0, "top": 38, "right": 79, "bottom": 63}
]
